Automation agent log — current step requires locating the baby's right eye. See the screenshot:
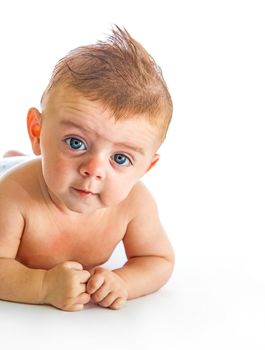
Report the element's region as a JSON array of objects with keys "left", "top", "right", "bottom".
[{"left": 65, "top": 137, "right": 87, "bottom": 151}]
